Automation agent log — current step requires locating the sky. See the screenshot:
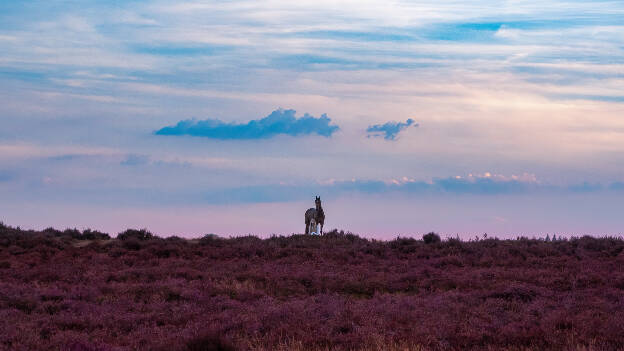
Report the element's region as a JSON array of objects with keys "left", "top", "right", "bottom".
[{"left": 0, "top": 0, "right": 623, "bottom": 239}]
